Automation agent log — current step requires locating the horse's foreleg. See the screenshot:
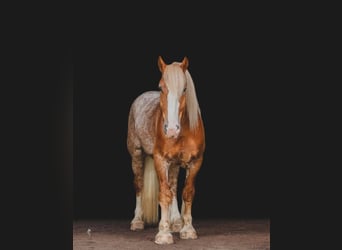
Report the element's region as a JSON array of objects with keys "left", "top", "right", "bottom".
[
  {"left": 168, "top": 165, "right": 183, "bottom": 232},
  {"left": 154, "top": 155, "right": 174, "bottom": 244},
  {"left": 180, "top": 157, "right": 203, "bottom": 240},
  {"left": 130, "top": 149, "right": 145, "bottom": 231}
]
